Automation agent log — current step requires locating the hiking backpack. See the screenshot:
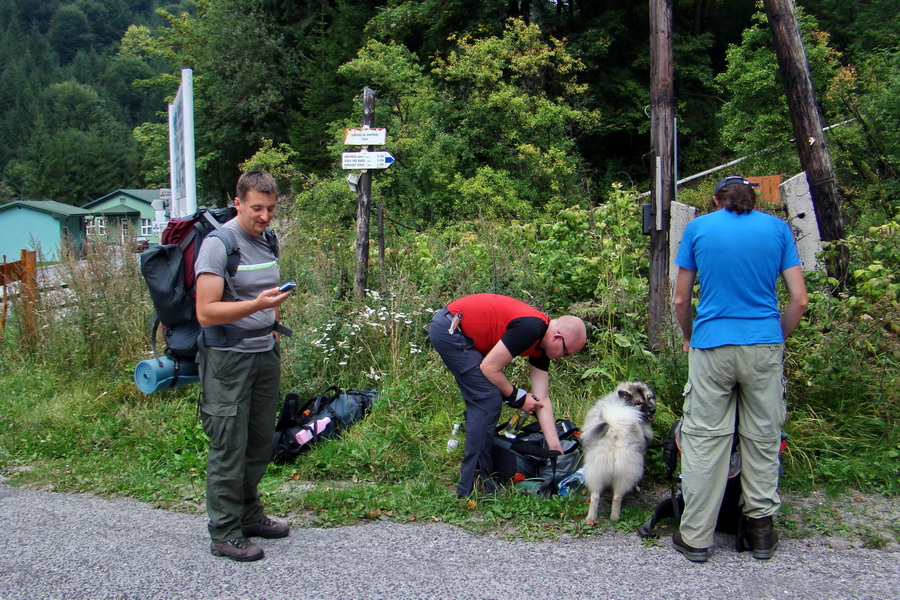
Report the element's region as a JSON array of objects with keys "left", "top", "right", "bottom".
[
  {"left": 271, "top": 386, "right": 378, "bottom": 464},
  {"left": 637, "top": 418, "right": 788, "bottom": 550},
  {"left": 139, "top": 207, "right": 279, "bottom": 363},
  {"left": 490, "top": 417, "right": 584, "bottom": 496}
]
